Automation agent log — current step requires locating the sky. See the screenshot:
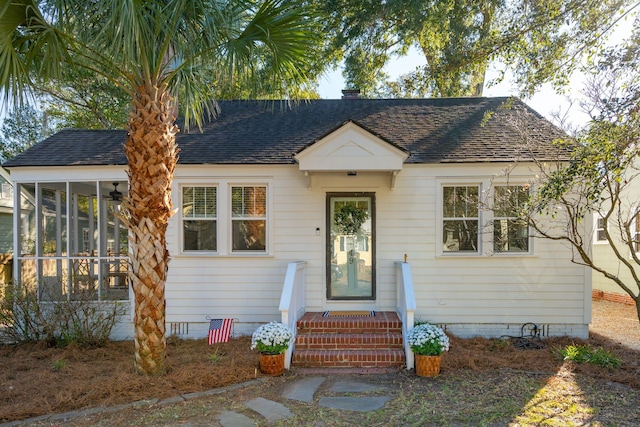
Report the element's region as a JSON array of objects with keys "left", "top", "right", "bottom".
[
  {"left": 317, "top": 53, "right": 590, "bottom": 128},
  {"left": 317, "top": 14, "right": 636, "bottom": 130}
]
